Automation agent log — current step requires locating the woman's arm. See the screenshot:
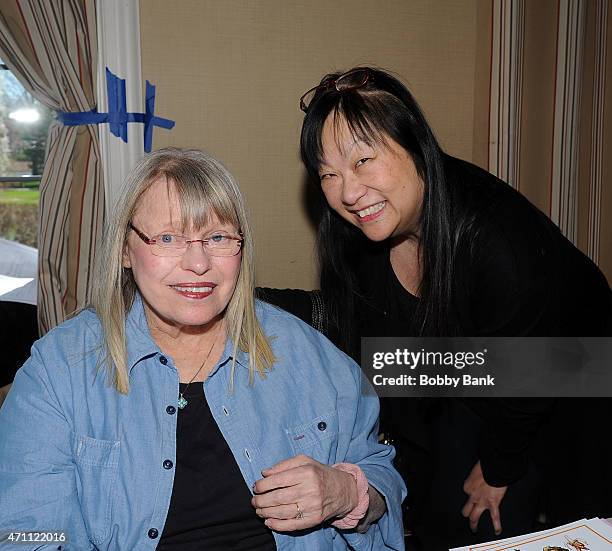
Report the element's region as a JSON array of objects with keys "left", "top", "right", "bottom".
[
  {"left": 0, "top": 344, "right": 92, "bottom": 549},
  {"left": 457, "top": 204, "right": 586, "bottom": 533},
  {"left": 250, "top": 332, "right": 406, "bottom": 549},
  {"left": 335, "top": 366, "right": 406, "bottom": 550},
  {"left": 355, "top": 485, "right": 387, "bottom": 533}
]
